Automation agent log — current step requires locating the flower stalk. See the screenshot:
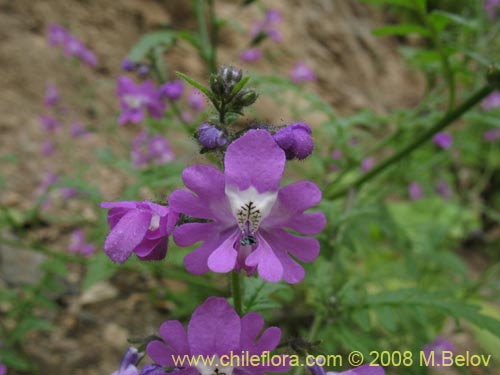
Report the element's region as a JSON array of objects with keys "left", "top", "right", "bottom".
[{"left": 231, "top": 270, "right": 243, "bottom": 316}]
